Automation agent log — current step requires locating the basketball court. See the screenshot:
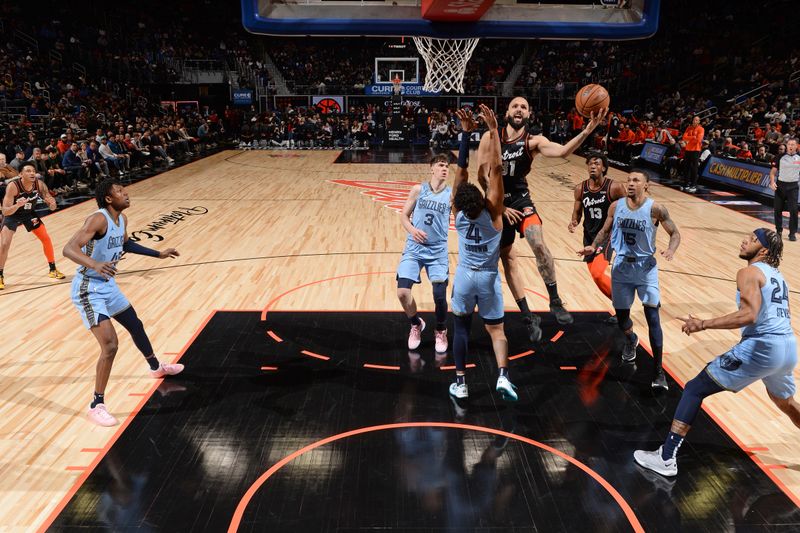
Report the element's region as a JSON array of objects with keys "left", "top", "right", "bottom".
[
  {"left": 0, "top": 148, "right": 796, "bottom": 531},
  {"left": 2, "top": 0, "right": 800, "bottom": 531}
]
